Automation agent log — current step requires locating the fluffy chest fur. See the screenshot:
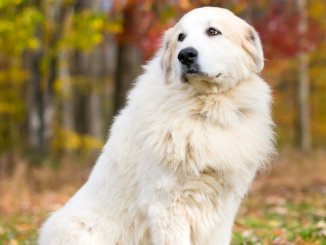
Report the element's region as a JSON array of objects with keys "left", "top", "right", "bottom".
[{"left": 127, "top": 65, "right": 274, "bottom": 179}]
